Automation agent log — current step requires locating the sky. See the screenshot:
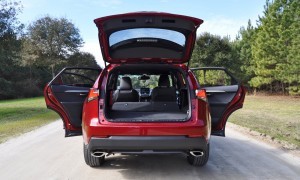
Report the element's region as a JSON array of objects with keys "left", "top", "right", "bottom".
[{"left": 19, "top": 0, "right": 266, "bottom": 67}]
